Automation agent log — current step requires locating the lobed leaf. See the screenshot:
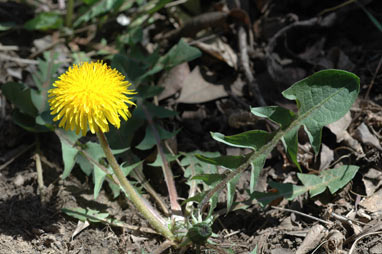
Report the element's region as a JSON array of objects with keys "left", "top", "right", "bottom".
[
  {"left": 250, "top": 106, "right": 296, "bottom": 129},
  {"left": 136, "top": 125, "right": 180, "bottom": 150},
  {"left": 251, "top": 165, "right": 359, "bottom": 206},
  {"left": 195, "top": 153, "right": 252, "bottom": 170},
  {"left": 298, "top": 165, "right": 359, "bottom": 197},
  {"left": 282, "top": 69, "right": 360, "bottom": 153},
  {"left": 2, "top": 82, "right": 38, "bottom": 117},
  {"left": 211, "top": 130, "right": 274, "bottom": 150},
  {"left": 58, "top": 131, "right": 81, "bottom": 179},
  {"left": 24, "top": 12, "right": 63, "bottom": 31}
]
